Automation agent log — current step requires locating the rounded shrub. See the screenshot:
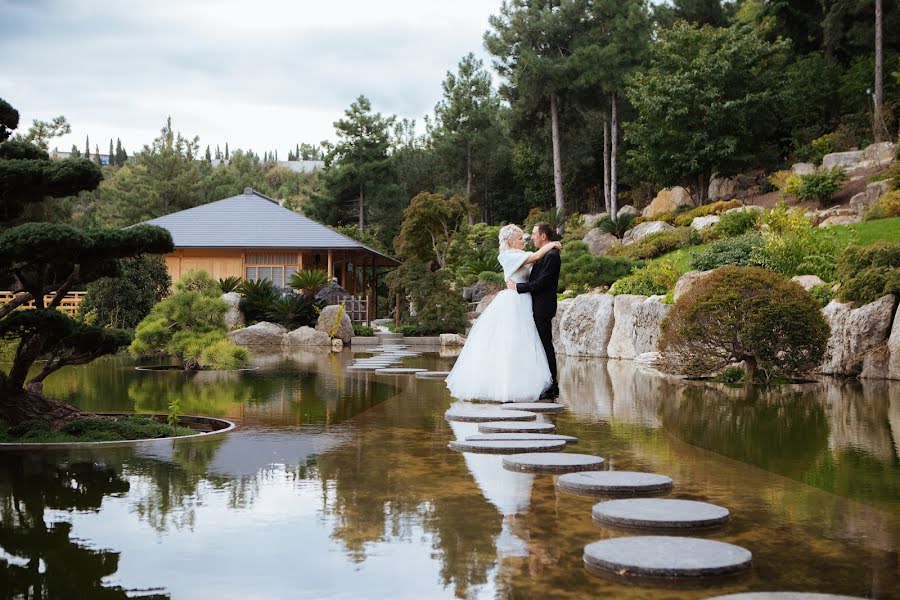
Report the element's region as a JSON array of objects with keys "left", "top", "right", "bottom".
[
  {"left": 559, "top": 241, "right": 640, "bottom": 292},
  {"left": 477, "top": 271, "right": 504, "bottom": 286},
  {"left": 608, "top": 227, "right": 699, "bottom": 260},
  {"left": 609, "top": 261, "right": 680, "bottom": 296},
  {"left": 691, "top": 233, "right": 763, "bottom": 271},
  {"left": 835, "top": 243, "right": 900, "bottom": 306},
  {"left": 714, "top": 209, "right": 760, "bottom": 238},
  {"left": 199, "top": 339, "right": 250, "bottom": 370},
  {"left": 659, "top": 266, "right": 830, "bottom": 382},
  {"left": 864, "top": 190, "right": 900, "bottom": 221}
]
